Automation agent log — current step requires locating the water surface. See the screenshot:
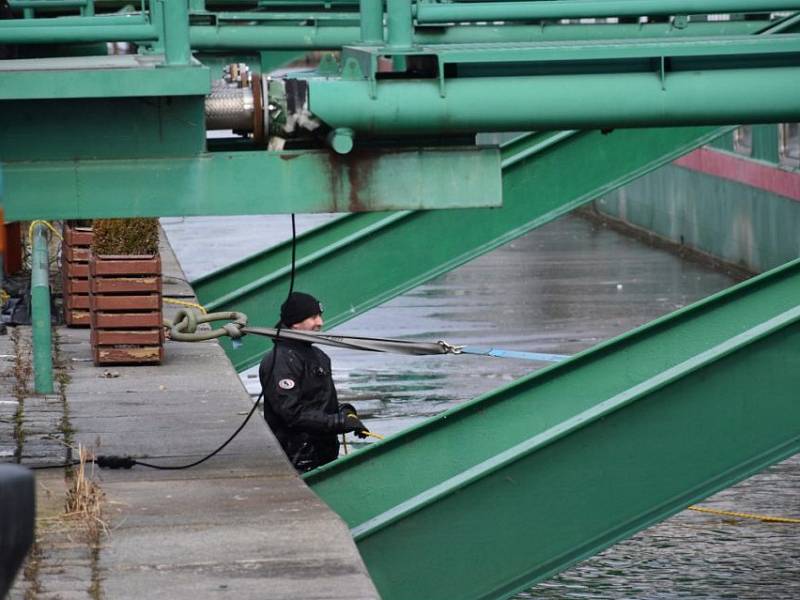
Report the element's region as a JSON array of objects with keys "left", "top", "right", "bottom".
[{"left": 163, "top": 211, "right": 799, "bottom": 599}]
